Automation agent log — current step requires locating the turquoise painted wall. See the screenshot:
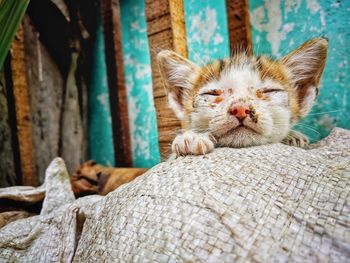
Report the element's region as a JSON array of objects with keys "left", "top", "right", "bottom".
[
  {"left": 250, "top": 0, "right": 350, "bottom": 141},
  {"left": 184, "top": 0, "right": 230, "bottom": 64},
  {"left": 120, "top": 0, "right": 160, "bottom": 167},
  {"left": 88, "top": 16, "right": 115, "bottom": 166}
]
